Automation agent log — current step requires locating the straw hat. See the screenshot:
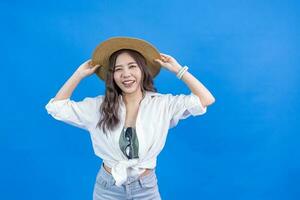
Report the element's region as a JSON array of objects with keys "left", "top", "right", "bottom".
[{"left": 91, "top": 36, "right": 162, "bottom": 81}]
